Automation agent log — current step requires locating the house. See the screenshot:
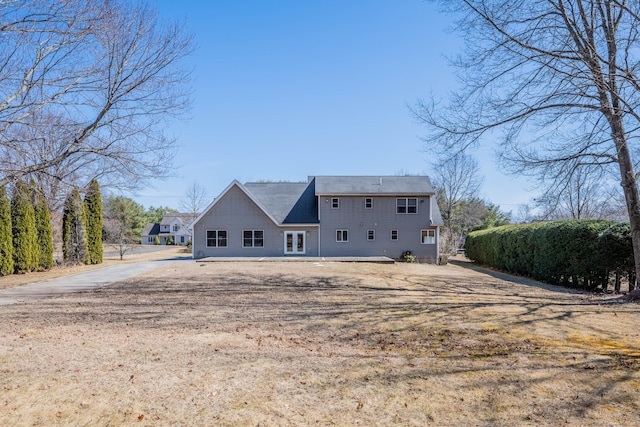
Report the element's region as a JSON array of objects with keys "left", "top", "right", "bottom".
[
  {"left": 191, "top": 176, "right": 443, "bottom": 261},
  {"left": 141, "top": 213, "right": 196, "bottom": 245}
]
